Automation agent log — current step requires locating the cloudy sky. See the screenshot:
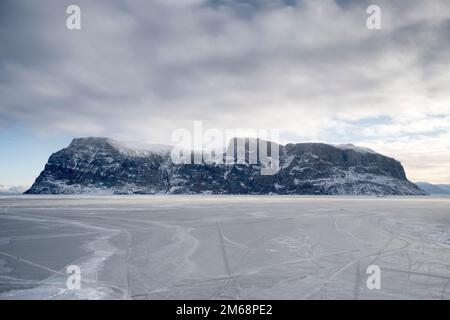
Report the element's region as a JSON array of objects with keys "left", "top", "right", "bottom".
[{"left": 1, "top": 0, "right": 450, "bottom": 186}]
